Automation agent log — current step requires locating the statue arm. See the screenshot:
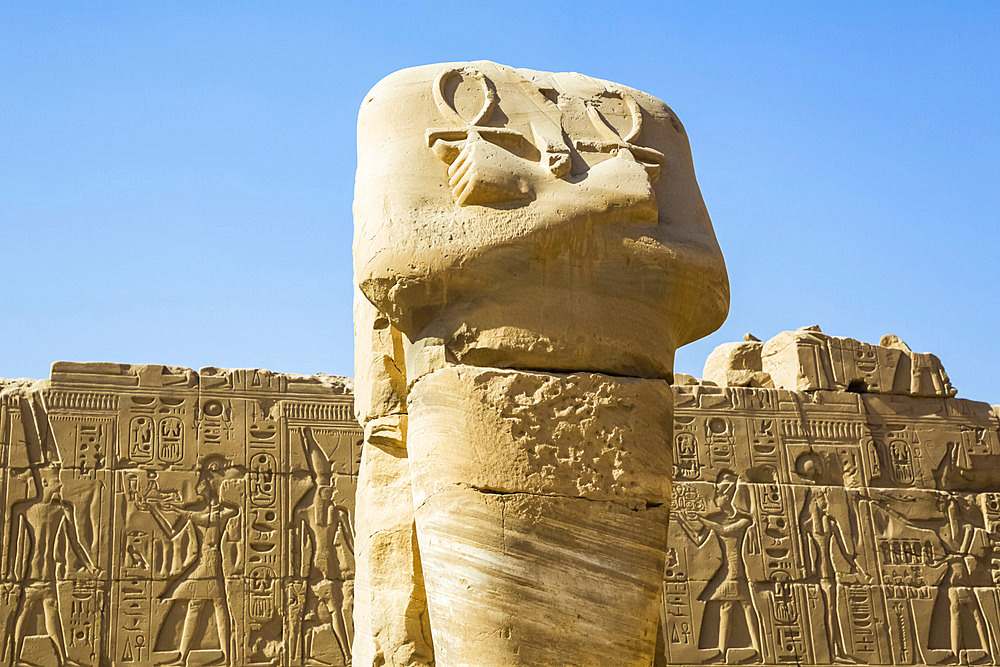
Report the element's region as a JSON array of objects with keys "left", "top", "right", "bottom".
[
  {"left": 289, "top": 511, "right": 305, "bottom": 576},
  {"left": 145, "top": 503, "right": 182, "bottom": 539},
  {"left": 797, "top": 490, "right": 813, "bottom": 526},
  {"left": 698, "top": 514, "right": 750, "bottom": 536},
  {"left": 879, "top": 502, "right": 946, "bottom": 534},
  {"left": 147, "top": 494, "right": 192, "bottom": 520},
  {"left": 722, "top": 516, "right": 753, "bottom": 536},
  {"left": 697, "top": 515, "right": 725, "bottom": 533},
  {"left": 301, "top": 520, "right": 315, "bottom": 579},
  {"left": 797, "top": 491, "right": 817, "bottom": 559},
  {"left": 959, "top": 525, "right": 976, "bottom": 554}
]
